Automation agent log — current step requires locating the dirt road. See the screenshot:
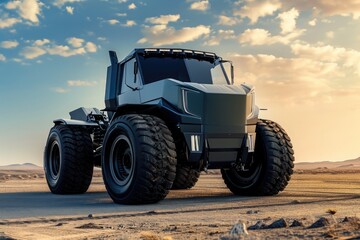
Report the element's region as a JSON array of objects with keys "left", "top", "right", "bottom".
[{"left": 0, "top": 171, "right": 359, "bottom": 239}]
